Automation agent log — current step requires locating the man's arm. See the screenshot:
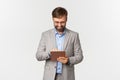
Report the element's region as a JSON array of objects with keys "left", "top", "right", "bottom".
[
  {"left": 36, "top": 33, "right": 50, "bottom": 61},
  {"left": 68, "top": 33, "right": 83, "bottom": 65}
]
